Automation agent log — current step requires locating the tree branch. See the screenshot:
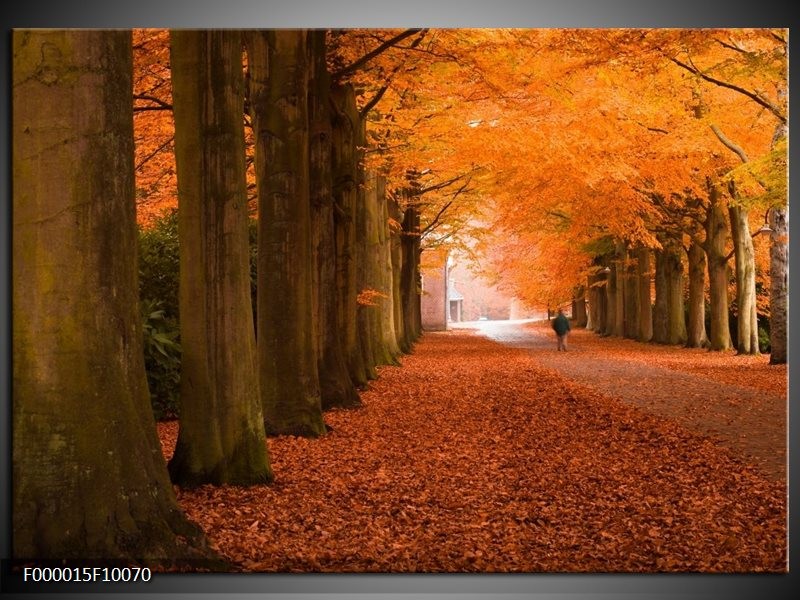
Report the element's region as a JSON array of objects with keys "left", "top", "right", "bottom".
[
  {"left": 709, "top": 124, "right": 748, "bottom": 163},
  {"left": 333, "top": 28, "right": 424, "bottom": 81},
  {"left": 670, "top": 57, "right": 785, "bottom": 124},
  {"left": 133, "top": 93, "right": 173, "bottom": 112},
  {"left": 135, "top": 135, "right": 174, "bottom": 171}
]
